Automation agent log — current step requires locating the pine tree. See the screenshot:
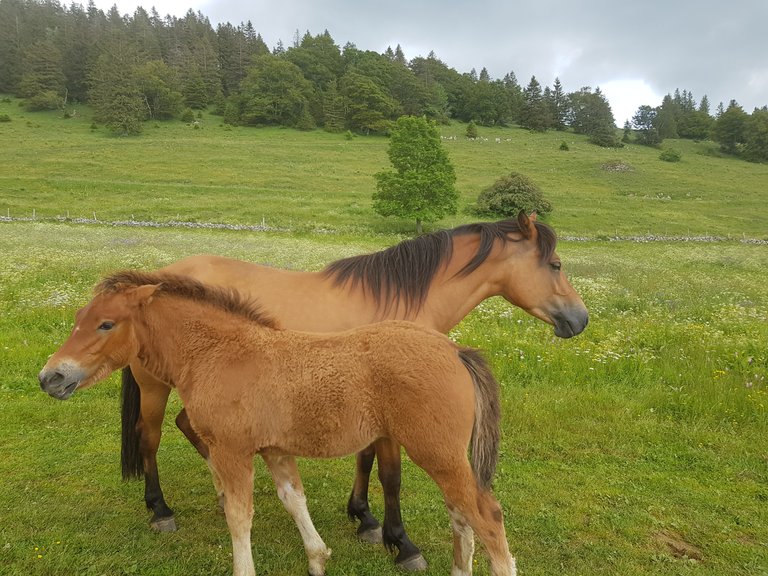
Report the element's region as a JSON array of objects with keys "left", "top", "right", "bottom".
[
  {"left": 744, "top": 107, "right": 768, "bottom": 162},
  {"left": 713, "top": 100, "right": 748, "bottom": 154},
  {"left": 18, "top": 37, "right": 66, "bottom": 109},
  {"left": 520, "top": 76, "right": 549, "bottom": 131},
  {"left": 373, "top": 116, "right": 458, "bottom": 234}
]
